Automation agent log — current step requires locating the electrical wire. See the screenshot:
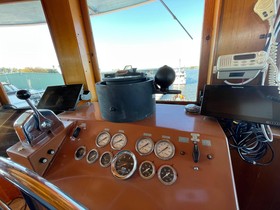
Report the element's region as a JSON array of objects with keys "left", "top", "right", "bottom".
[{"left": 224, "top": 121, "right": 274, "bottom": 166}]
